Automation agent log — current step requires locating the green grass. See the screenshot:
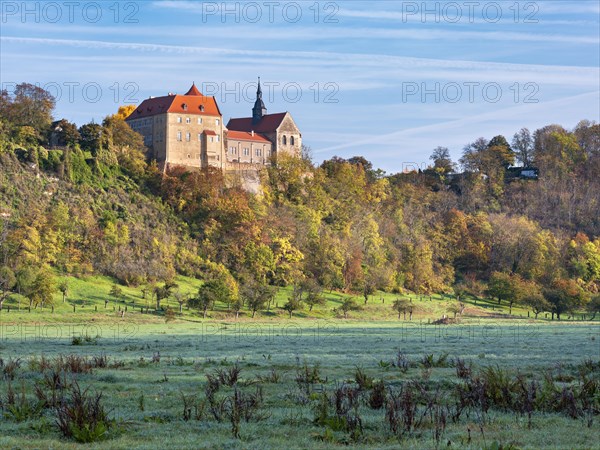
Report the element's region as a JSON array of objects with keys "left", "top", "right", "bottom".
[
  {"left": 0, "top": 277, "right": 598, "bottom": 448},
  {"left": 0, "top": 318, "right": 598, "bottom": 449},
  {"left": 1, "top": 273, "right": 593, "bottom": 325}
]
